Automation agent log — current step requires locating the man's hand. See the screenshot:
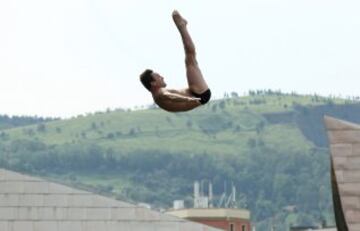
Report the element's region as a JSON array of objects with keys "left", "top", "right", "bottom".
[
  {"left": 193, "top": 97, "right": 201, "bottom": 105},
  {"left": 186, "top": 97, "right": 201, "bottom": 107}
]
